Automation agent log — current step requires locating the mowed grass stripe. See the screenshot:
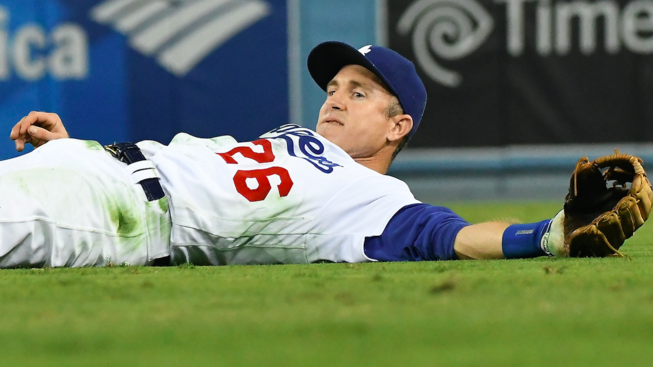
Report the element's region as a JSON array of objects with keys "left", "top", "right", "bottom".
[{"left": 0, "top": 201, "right": 652, "bottom": 366}]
